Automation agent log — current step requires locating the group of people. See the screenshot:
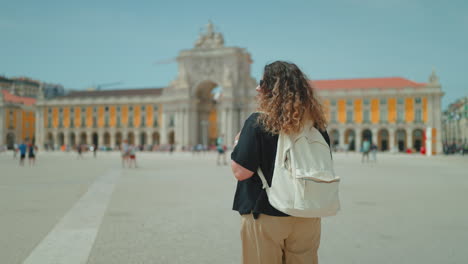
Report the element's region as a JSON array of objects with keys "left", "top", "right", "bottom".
[
  {"left": 361, "top": 139, "right": 378, "bottom": 163},
  {"left": 12, "top": 141, "right": 37, "bottom": 166},
  {"left": 120, "top": 140, "right": 137, "bottom": 168}
]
